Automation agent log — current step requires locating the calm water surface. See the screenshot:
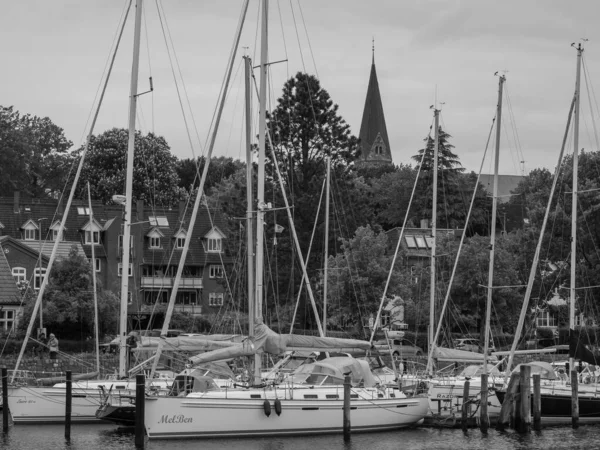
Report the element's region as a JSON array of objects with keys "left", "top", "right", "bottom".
[{"left": 2, "top": 414, "right": 600, "bottom": 450}]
